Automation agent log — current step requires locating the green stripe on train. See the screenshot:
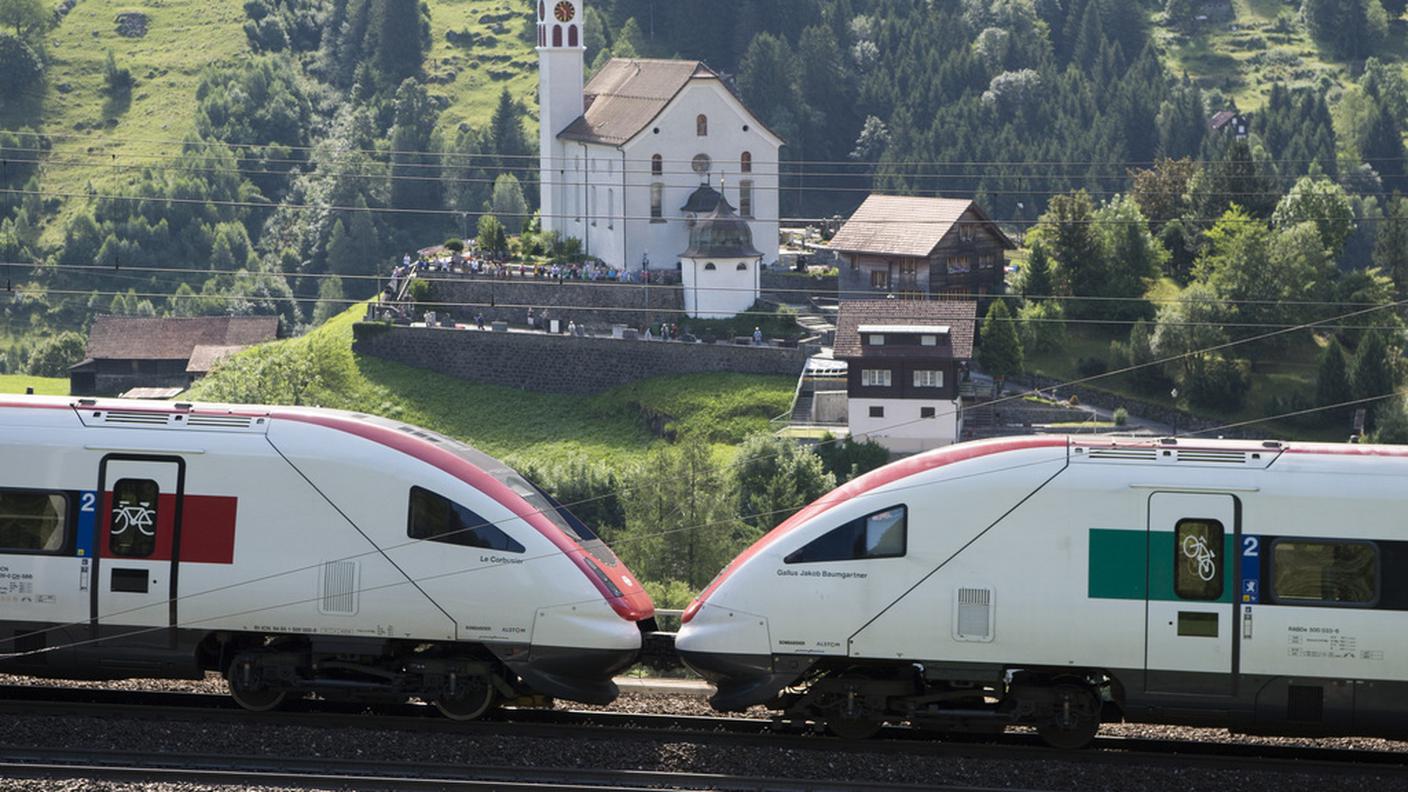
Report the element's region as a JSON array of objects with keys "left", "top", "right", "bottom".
[{"left": 1088, "top": 529, "right": 1234, "bottom": 604}]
